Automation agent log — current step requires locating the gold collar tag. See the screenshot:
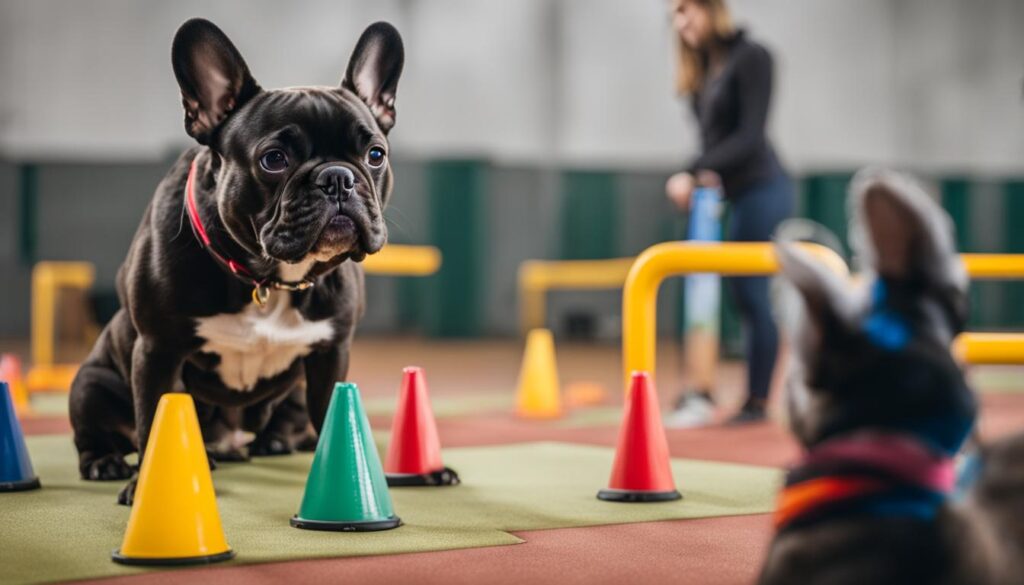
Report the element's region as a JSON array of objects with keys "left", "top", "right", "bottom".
[{"left": 252, "top": 285, "right": 271, "bottom": 306}]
